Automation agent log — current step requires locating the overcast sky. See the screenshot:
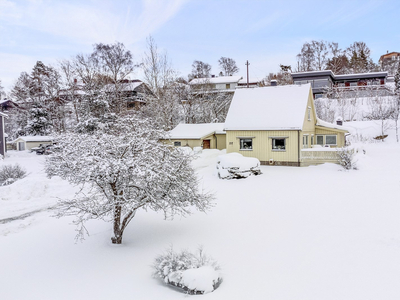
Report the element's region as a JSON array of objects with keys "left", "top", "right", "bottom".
[{"left": 1, "top": 0, "right": 399, "bottom": 92}]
